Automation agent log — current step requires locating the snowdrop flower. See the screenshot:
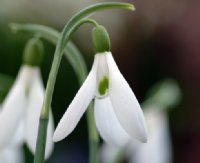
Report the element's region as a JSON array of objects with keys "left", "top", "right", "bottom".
[
  {"left": 0, "top": 38, "right": 54, "bottom": 159},
  {"left": 127, "top": 105, "right": 172, "bottom": 163},
  {"left": 53, "top": 25, "right": 147, "bottom": 146},
  {"left": 0, "top": 105, "right": 24, "bottom": 163}
]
